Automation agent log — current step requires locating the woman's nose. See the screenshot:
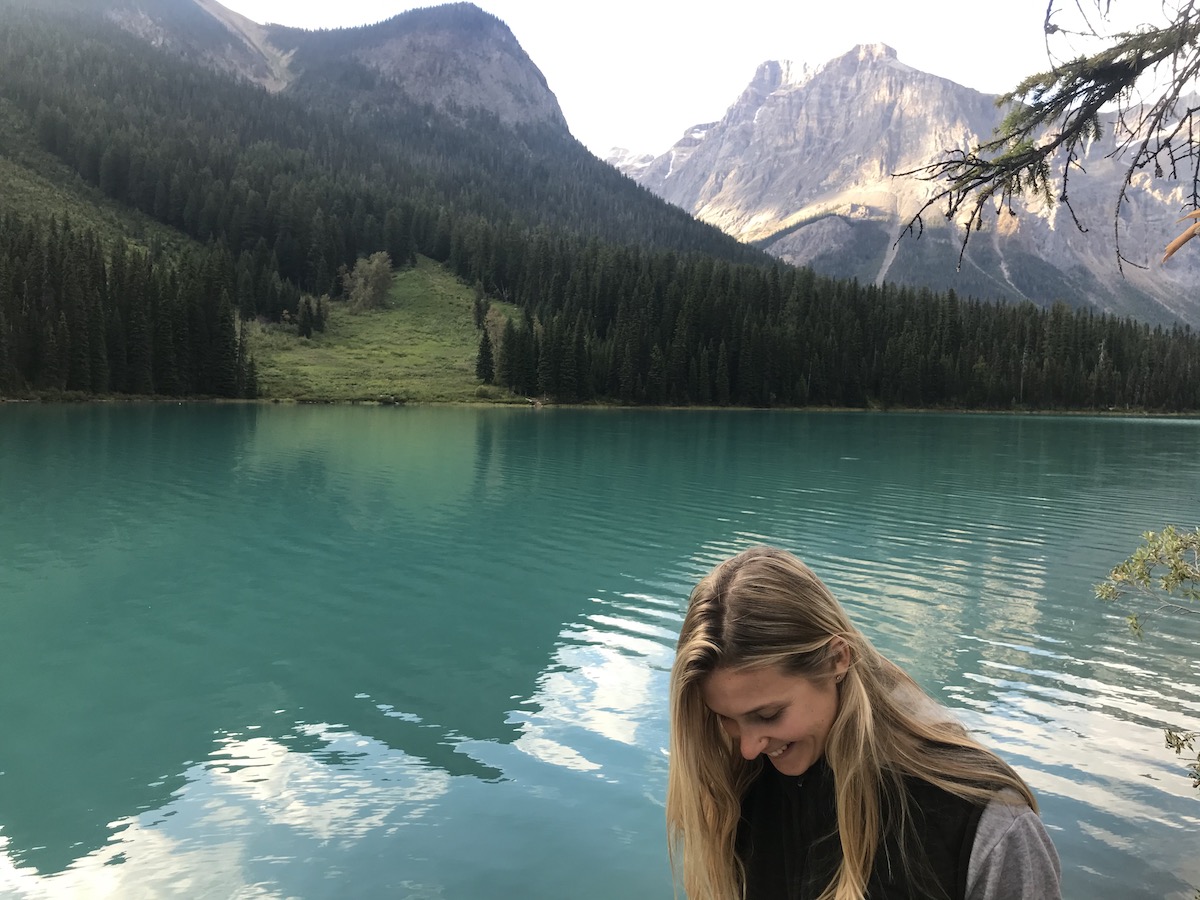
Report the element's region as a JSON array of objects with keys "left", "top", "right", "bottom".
[{"left": 739, "top": 730, "right": 767, "bottom": 760}]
